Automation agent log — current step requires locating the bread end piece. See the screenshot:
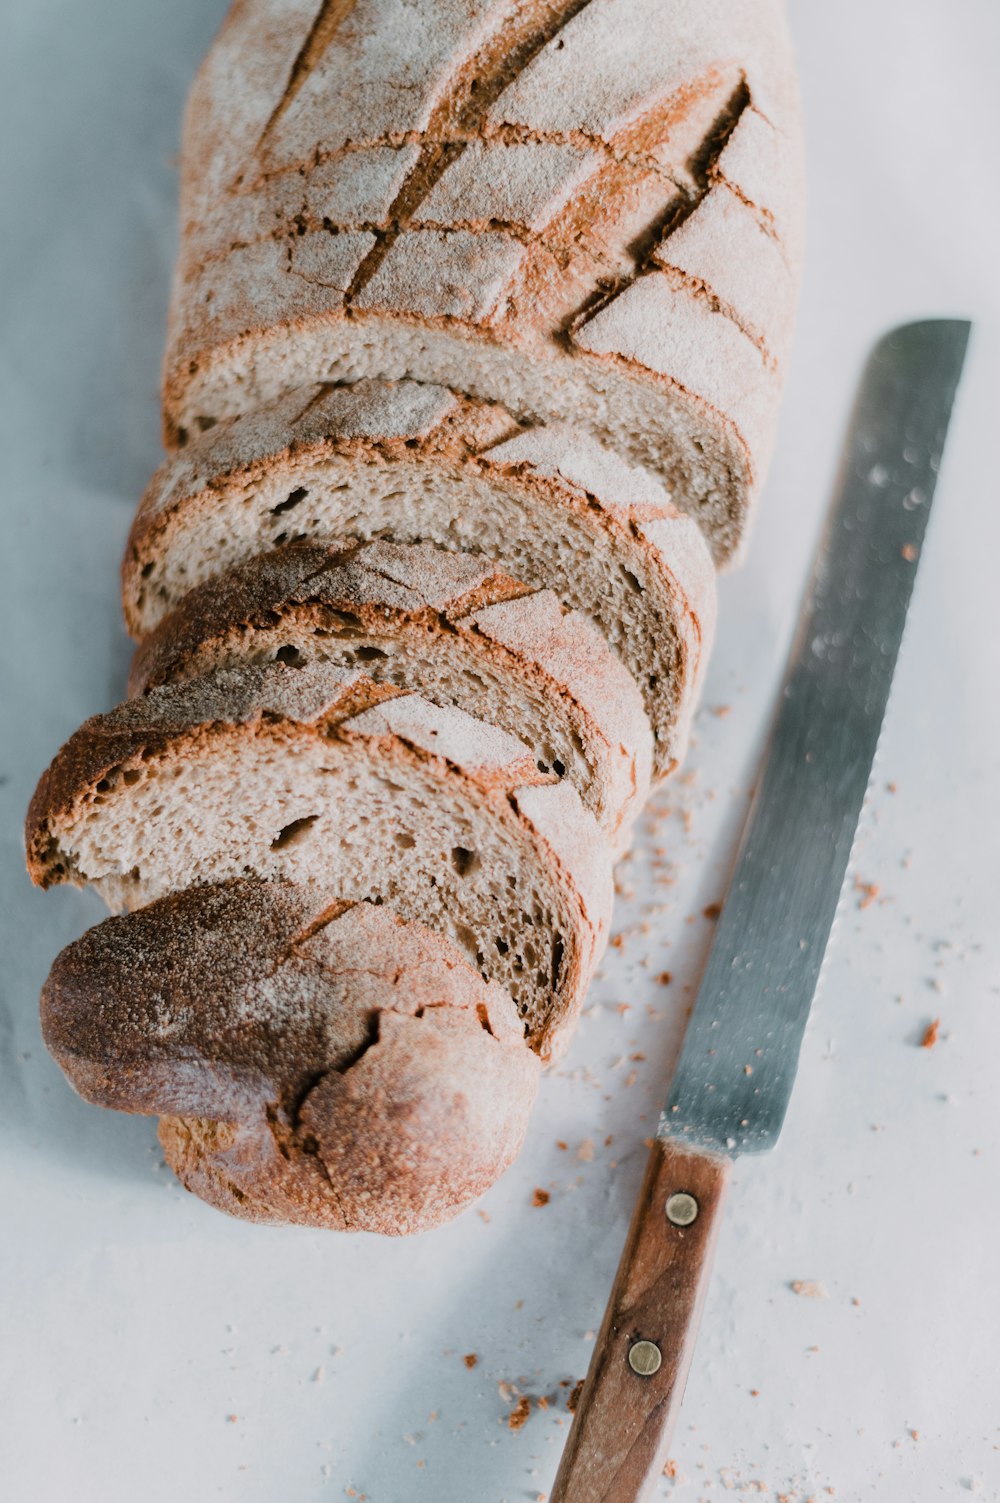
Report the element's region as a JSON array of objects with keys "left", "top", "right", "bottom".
[{"left": 42, "top": 882, "right": 540, "bottom": 1235}]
